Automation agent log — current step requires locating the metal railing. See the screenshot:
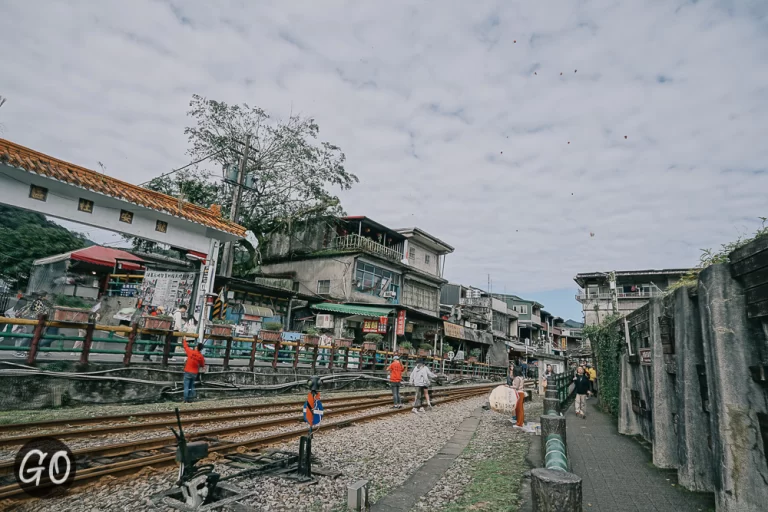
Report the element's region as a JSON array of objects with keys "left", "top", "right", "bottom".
[
  {"left": 333, "top": 234, "right": 403, "bottom": 262},
  {"left": 551, "top": 369, "right": 576, "bottom": 406},
  {"left": 0, "top": 316, "right": 508, "bottom": 379},
  {"left": 576, "top": 290, "right": 664, "bottom": 300}
]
